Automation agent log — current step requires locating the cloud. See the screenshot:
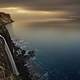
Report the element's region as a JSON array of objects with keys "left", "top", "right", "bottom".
[{"left": 0, "top": 0, "right": 80, "bottom": 11}]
